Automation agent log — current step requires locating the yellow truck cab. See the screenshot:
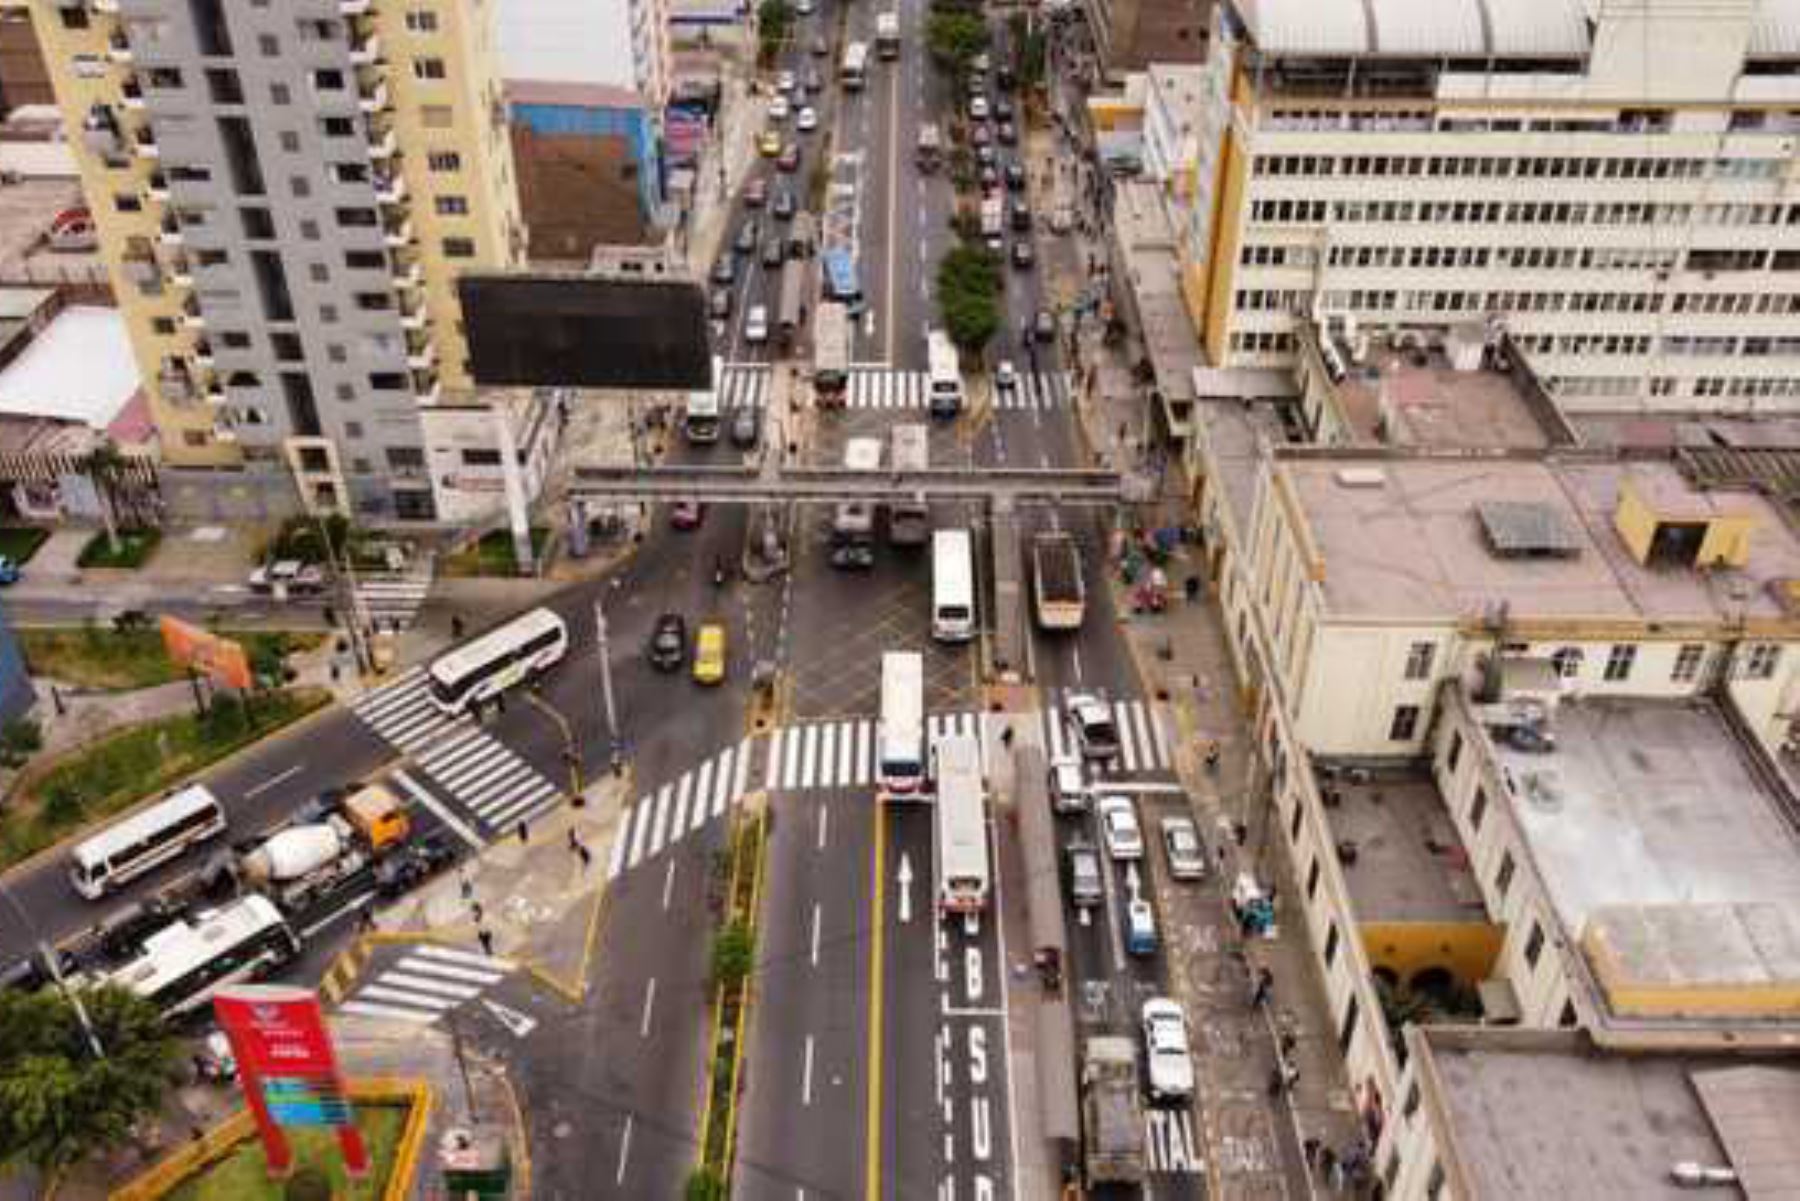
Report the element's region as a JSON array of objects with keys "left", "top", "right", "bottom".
[
  {"left": 342, "top": 783, "right": 410, "bottom": 851},
  {"left": 693, "top": 623, "right": 727, "bottom": 684}
]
